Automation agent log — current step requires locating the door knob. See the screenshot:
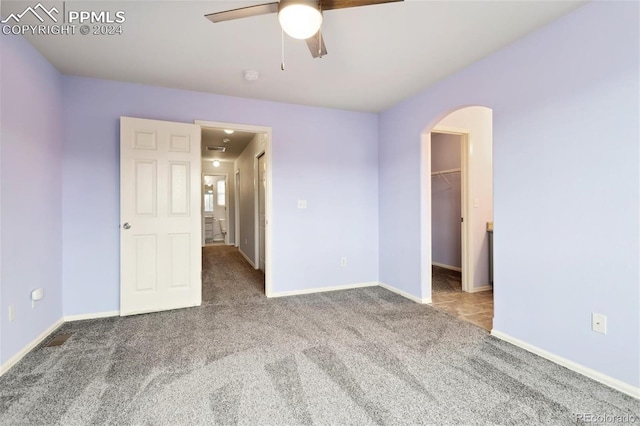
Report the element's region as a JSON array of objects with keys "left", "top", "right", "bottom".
[{"left": 123, "top": 223, "right": 132, "bottom": 230}]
